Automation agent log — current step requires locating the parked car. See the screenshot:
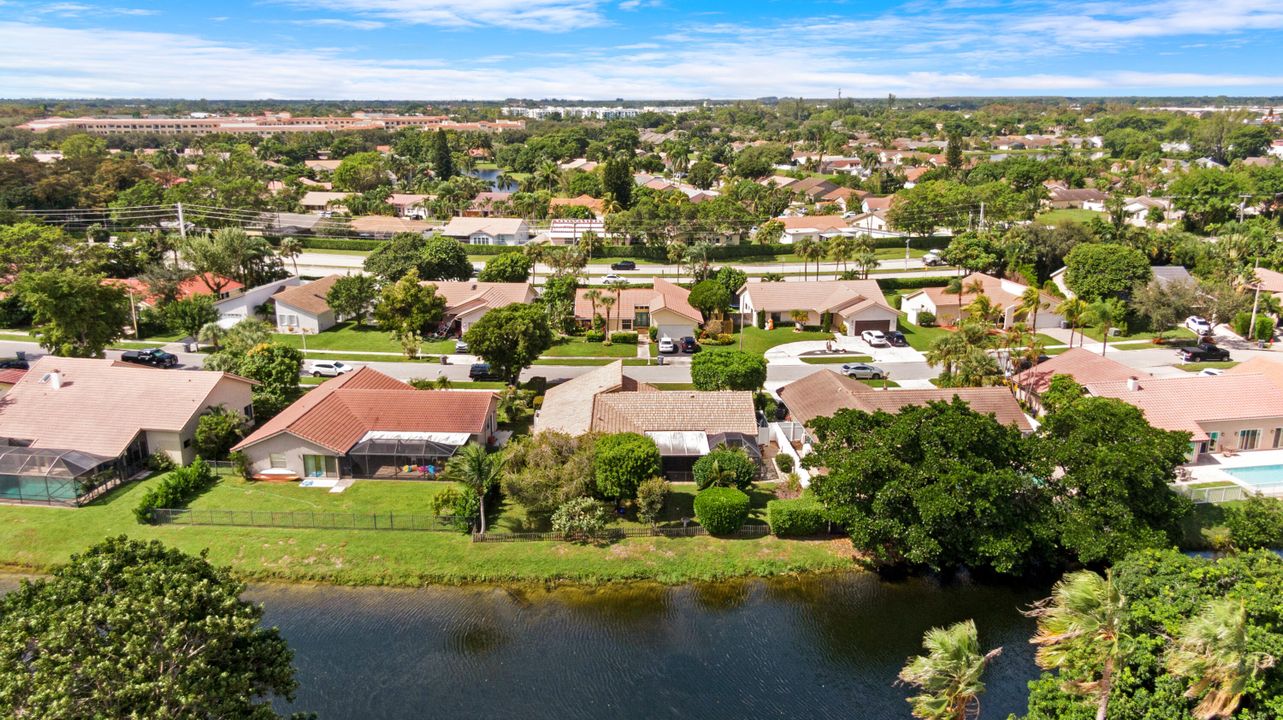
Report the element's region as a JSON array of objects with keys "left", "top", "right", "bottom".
[
  {"left": 922, "top": 251, "right": 947, "bottom": 266},
  {"left": 1178, "top": 343, "right": 1231, "bottom": 362},
  {"left": 840, "top": 363, "right": 886, "bottom": 380},
  {"left": 1185, "top": 316, "right": 1213, "bottom": 335},
  {"left": 1013, "top": 354, "right": 1052, "bottom": 372},
  {"left": 658, "top": 337, "right": 677, "bottom": 354},
  {"left": 680, "top": 336, "right": 697, "bottom": 353},
  {"left": 454, "top": 340, "right": 469, "bottom": 353},
  {"left": 469, "top": 363, "right": 498, "bottom": 380},
  {"left": 0, "top": 357, "right": 29, "bottom": 370},
  {"left": 304, "top": 360, "right": 355, "bottom": 377},
  {"left": 610, "top": 260, "right": 636, "bottom": 271},
  {"left": 601, "top": 273, "right": 625, "bottom": 283},
  {"left": 120, "top": 348, "right": 178, "bottom": 368},
  {"left": 861, "top": 329, "right": 889, "bottom": 346},
  {"left": 885, "top": 331, "right": 908, "bottom": 347}
]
